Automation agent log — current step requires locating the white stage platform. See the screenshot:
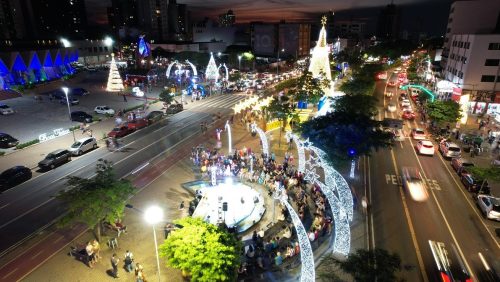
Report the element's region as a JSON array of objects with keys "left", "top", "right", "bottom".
[{"left": 192, "top": 182, "right": 266, "bottom": 233}]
